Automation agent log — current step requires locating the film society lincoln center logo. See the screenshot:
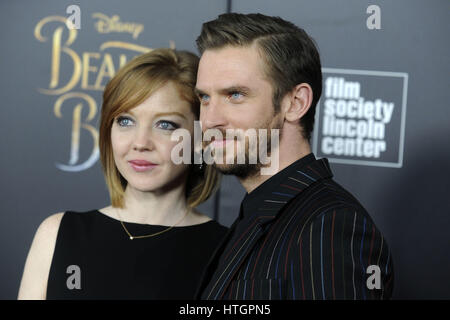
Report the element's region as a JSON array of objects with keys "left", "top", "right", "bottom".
[{"left": 313, "top": 68, "right": 408, "bottom": 168}]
